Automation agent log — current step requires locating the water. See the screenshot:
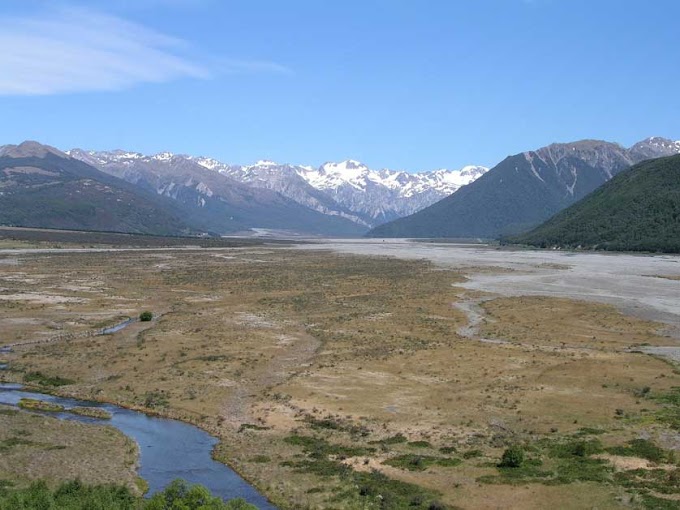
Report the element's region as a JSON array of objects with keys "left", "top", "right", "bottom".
[
  {"left": 0, "top": 384, "right": 276, "bottom": 509},
  {"left": 102, "top": 318, "right": 134, "bottom": 335}
]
